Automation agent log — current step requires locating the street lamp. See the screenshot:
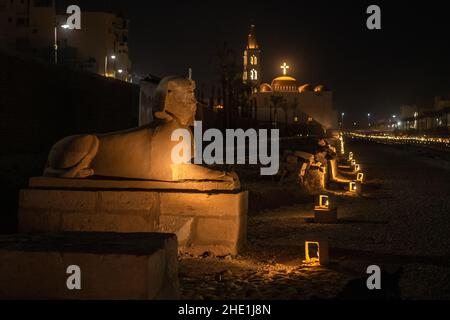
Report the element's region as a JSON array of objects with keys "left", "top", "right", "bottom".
[
  {"left": 367, "top": 113, "right": 371, "bottom": 127},
  {"left": 54, "top": 24, "right": 72, "bottom": 64},
  {"left": 341, "top": 112, "right": 345, "bottom": 129},
  {"left": 105, "top": 55, "right": 116, "bottom": 77}
]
